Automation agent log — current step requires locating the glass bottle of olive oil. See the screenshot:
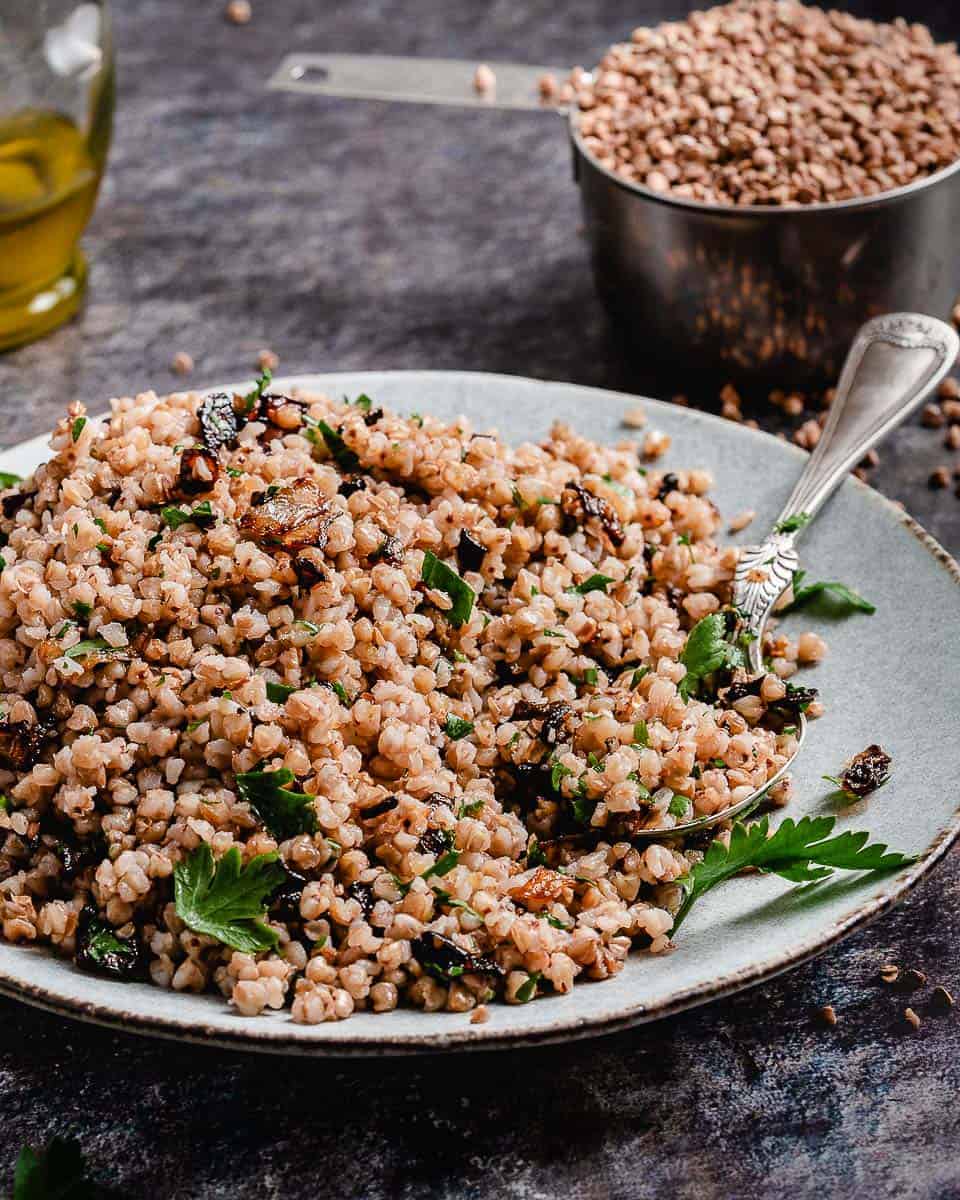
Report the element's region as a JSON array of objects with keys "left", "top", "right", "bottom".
[{"left": 0, "top": 3, "right": 114, "bottom": 351}]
